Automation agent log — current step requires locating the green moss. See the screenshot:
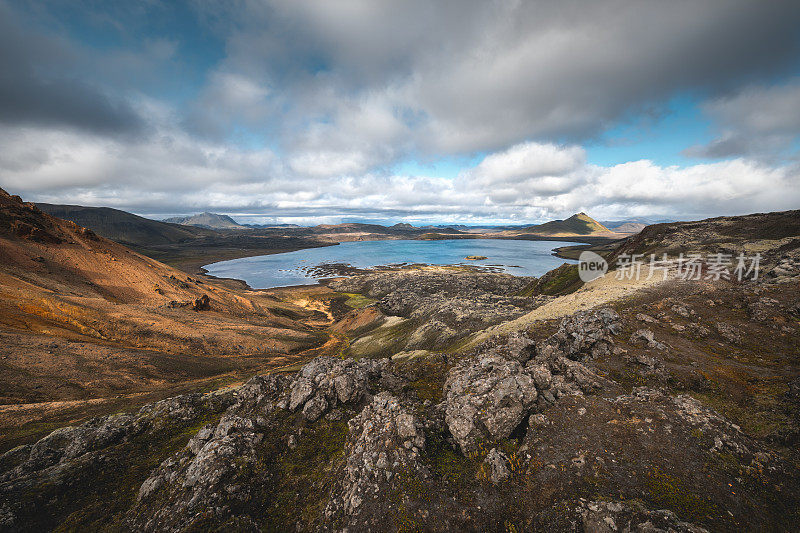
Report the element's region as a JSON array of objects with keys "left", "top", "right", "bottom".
[
  {"left": 397, "top": 356, "right": 449, "bottom": 404},
  {"left": 0, "top": 420, "right": 66, "bottom": 456},
  {"left": 340, "top": 292, "right": 377, "bottom": 309},
  {"left": 349, "top": 317, "right": 421, "bottom": 358},
  {"left": 253, "top": 416, "right": 349, "bottom": 531},
  {"left": 690, "top": 387, "right": 793, "bottom": 440},
  {"left": 515, "top": 278, "right": 539, "bottom": 297},
  {"left": 425, "top": 429, "right": 475, "bottom": 489},
  {"left": 644, "top": 467, "right": 717, "bottom": 523},
  {"left": 525, "top": 264, "right": 584, "bottom": 296}
]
